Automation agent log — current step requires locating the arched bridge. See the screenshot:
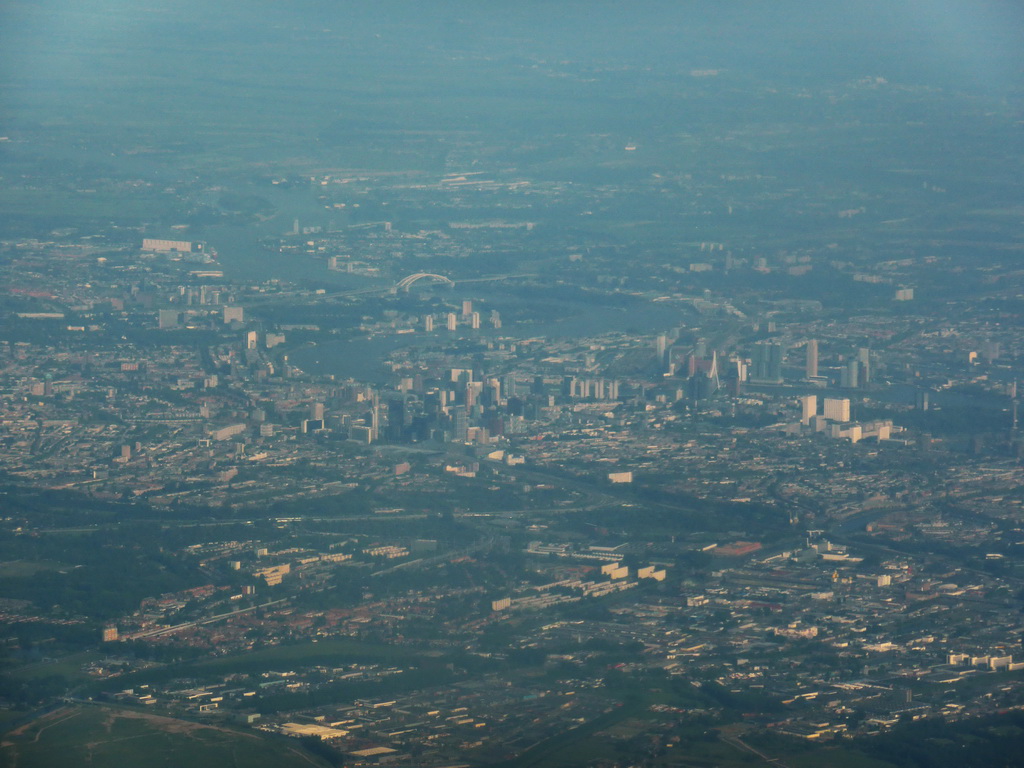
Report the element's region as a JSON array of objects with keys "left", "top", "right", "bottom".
[{"left": 395, "top": 273, "right": 455, "bottom": 292}]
